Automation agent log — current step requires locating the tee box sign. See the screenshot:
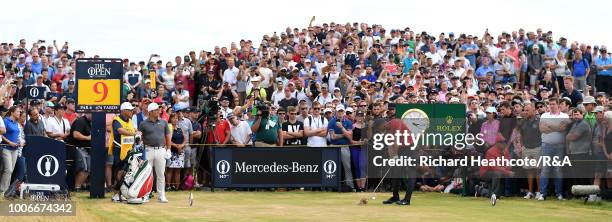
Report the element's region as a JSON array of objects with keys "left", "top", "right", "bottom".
[{"left": 75, "top": 58, "right": 123, "bottom": 113}]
